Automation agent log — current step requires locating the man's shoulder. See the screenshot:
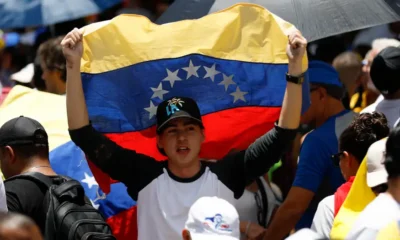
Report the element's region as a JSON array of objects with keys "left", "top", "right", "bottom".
[
  {"left": 5, "top": 177, "right": 40, "bottom": 191},
  {"left": 309, "top": 110, "right": 356, "bottom": 139},
  {"left": 355, "top": 194, "right": 398, "bottom": 228},
  {"left": 361, "top": 103, "right": 377, "bottom": 114},
  {"left": 319, "top": 195, "right": 334, "bottom": 209}
]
